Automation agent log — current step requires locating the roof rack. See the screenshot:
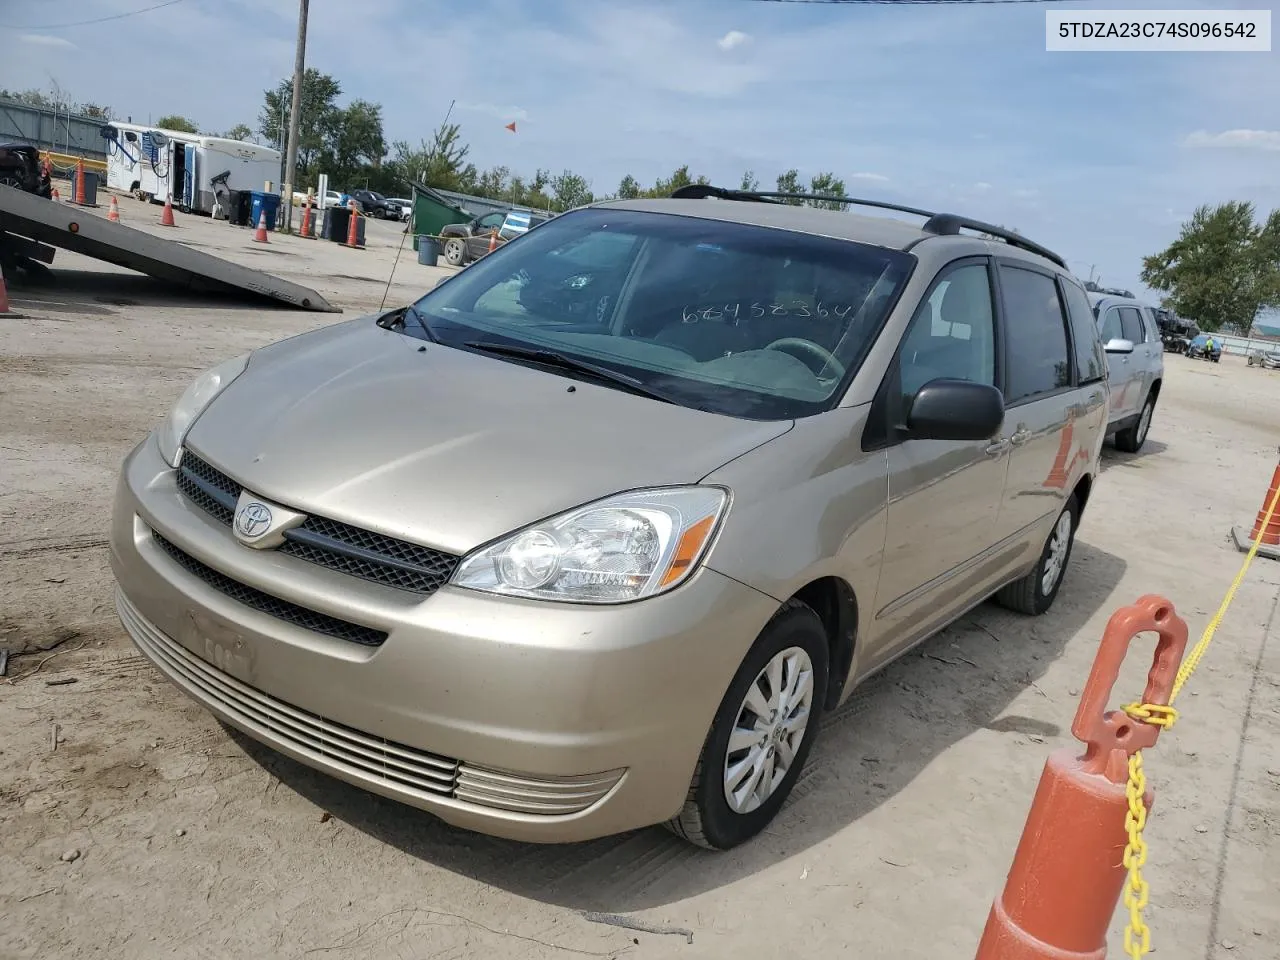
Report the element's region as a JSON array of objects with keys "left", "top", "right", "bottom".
[{"left": 667, "top": 184, "right": 1067, "bottom": 269}]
